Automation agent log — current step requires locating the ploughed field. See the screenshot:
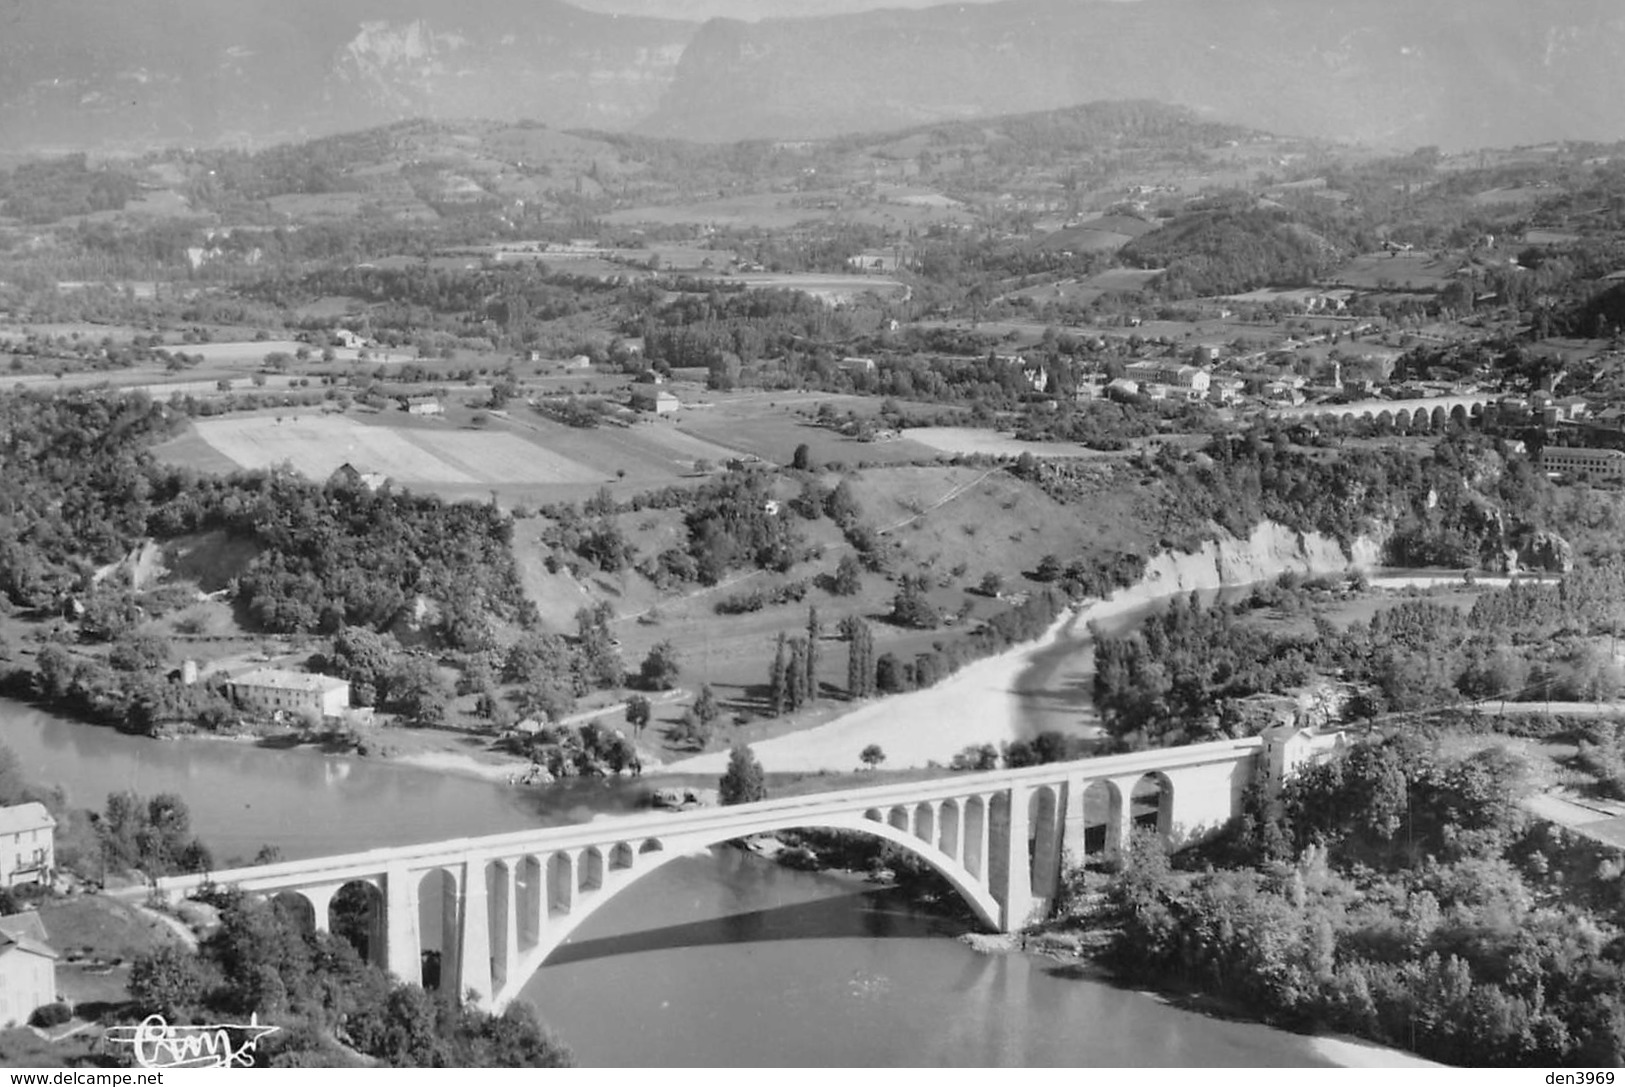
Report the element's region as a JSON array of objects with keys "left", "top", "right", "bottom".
[{"left": 155, "top": 411, "right": 740, "bottom": 491}]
